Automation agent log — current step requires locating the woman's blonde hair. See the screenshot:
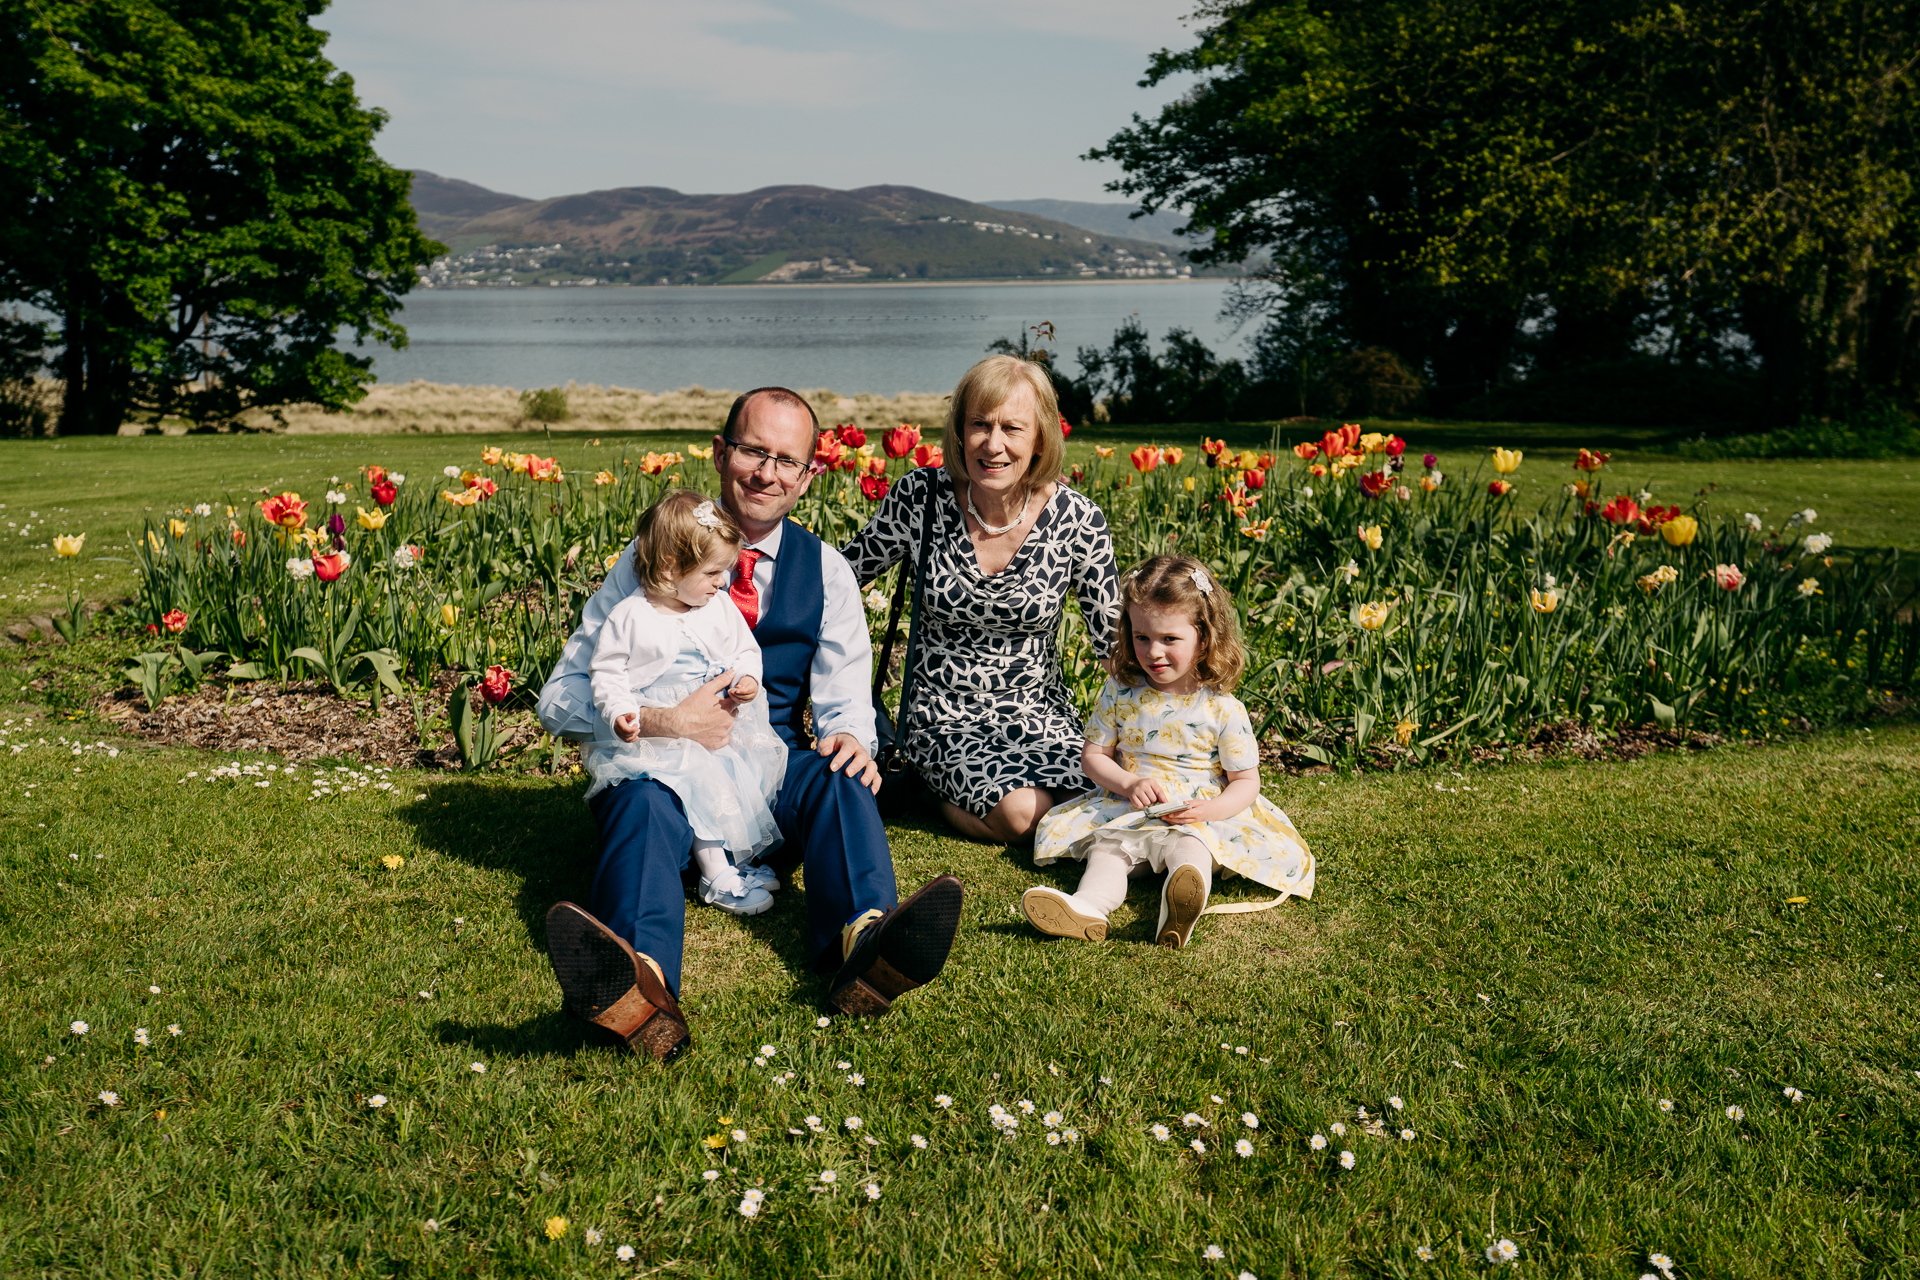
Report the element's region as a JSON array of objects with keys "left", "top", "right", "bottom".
[
  {"left": 630, "top": 488, "right": 743, "bottom": 595},
  {"left": 942, "top": 354, "right": 1065, "bottom": 497},
  {"left": 1111, "top": 554, "right": 1247, "bottom": 693}
]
